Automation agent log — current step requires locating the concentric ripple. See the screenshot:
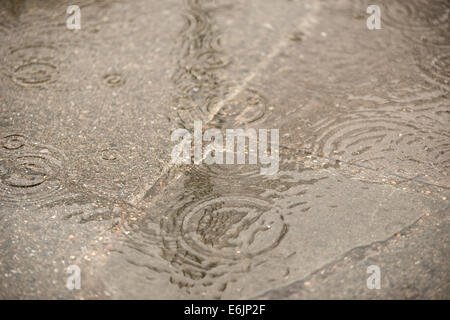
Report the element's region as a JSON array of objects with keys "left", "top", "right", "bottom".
[
  {"left": 211, "top": 89, "right": 268, "bottom": 128},
  {"left": 103, "top": 73, "right": 126, "bottom": 88},
  {"left": 170, "top": 0, "right": 271, "bottom": 131},
  {"left": 2, "top": 134, "right": 26, "bottom": 150},
  {"left": 0, "top": 134, "right": 67, "bottom": 207},
  {"left": 101, "top": 146, "right": 121, "bottom": 161},
  {"left": 379, "top": 0, "right": 449, "bottom": 31},
  {"left": 170, "top": 0, "right": 233, "bottom": 129},
  {"left": 417, "top": 53, "right": 450, "bottom": 91},
  {"left": 379, "top": 0, "right": 450, "bottom": 48},
  {"left": 0, "top": 16, "right": 19, "bottom": 39},
  {"left": 74, "top": 144, "right": 143, "bottom": 201},
  {"left": 196, "top": 50, "right": 231, "bottom": 71},
  {"left": 162, "top": 196, "right": 287, "bottom": 261},
  {"left": 3, "top": 44, "right": 60, "bottom": 88},
  {"left": 117, "top": 150, "right": 327, "bottom": 297},
  {"left": 303, "top": 110, "right": 450, "bottom": 179},
  {"left": 157, "top": 194, "right": 288, "bottom": 295},
  {"left": 349, "top": 0, "right": 449, "bottom": 48}
]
